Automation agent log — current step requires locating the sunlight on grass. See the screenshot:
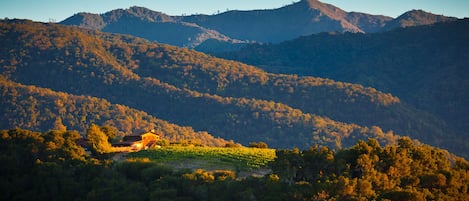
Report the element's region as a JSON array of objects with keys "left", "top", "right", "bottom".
[{"left": 126, "top": 146, "right": 276, "bottom": 170}]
